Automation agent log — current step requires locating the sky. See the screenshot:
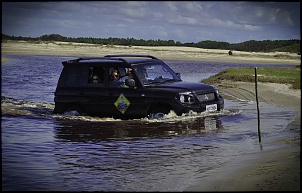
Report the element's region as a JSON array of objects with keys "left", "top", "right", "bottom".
[{"left": 2, "top": 1, "right": 300, "bottom": 44}]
